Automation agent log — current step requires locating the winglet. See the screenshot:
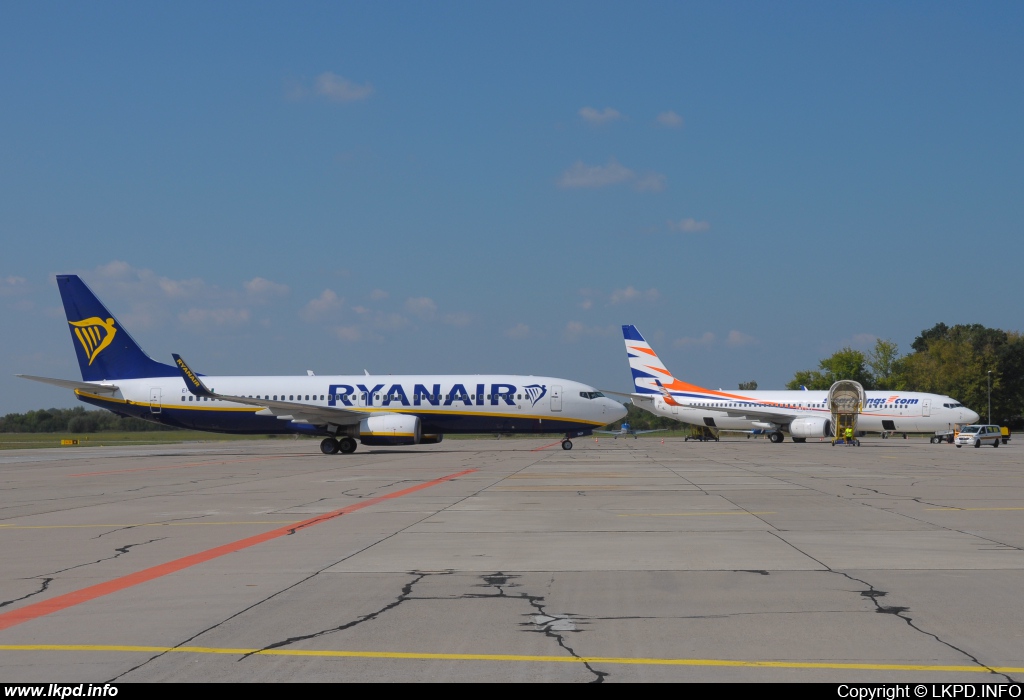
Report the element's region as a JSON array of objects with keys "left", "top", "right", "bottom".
[
  {"left": 654, "top": 380, "right": 683, "bottom": 407},
  {"left": 172, "top": 354, "right": 214, "bottom": 397}
]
